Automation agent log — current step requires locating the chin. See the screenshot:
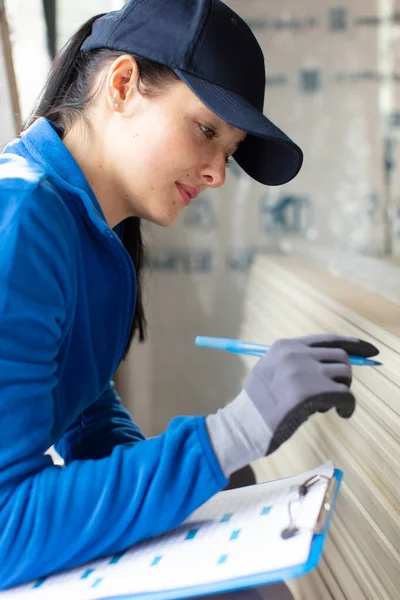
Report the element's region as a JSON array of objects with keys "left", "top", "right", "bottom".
[
  {"left": 159, "top": 216, "right": 179, "bottom": 227},
  {"left": 149, "top": 208, "right": 181, "bottom": 228}
]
